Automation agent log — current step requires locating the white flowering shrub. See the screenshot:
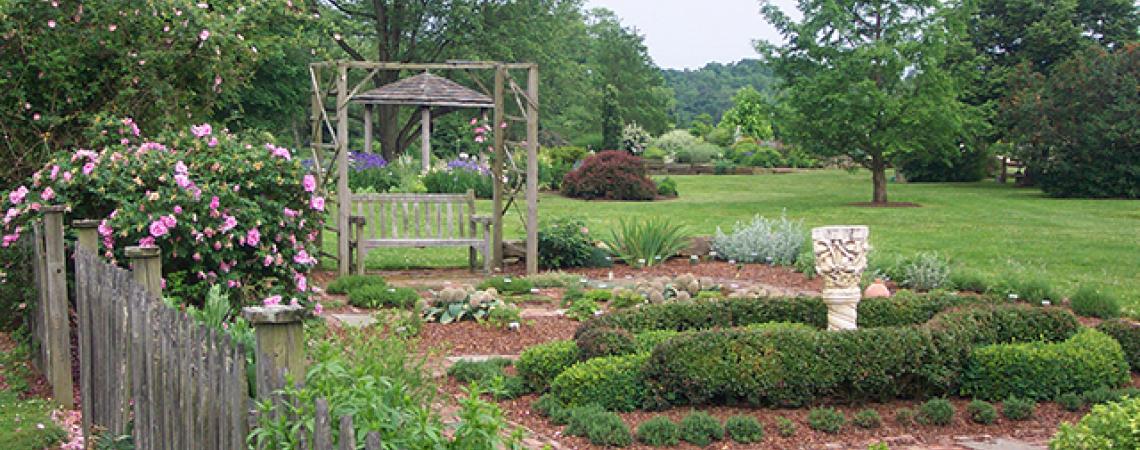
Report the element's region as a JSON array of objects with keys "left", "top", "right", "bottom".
[{"left": 712, "top": 214, "right": 805, "bottom": 265}]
